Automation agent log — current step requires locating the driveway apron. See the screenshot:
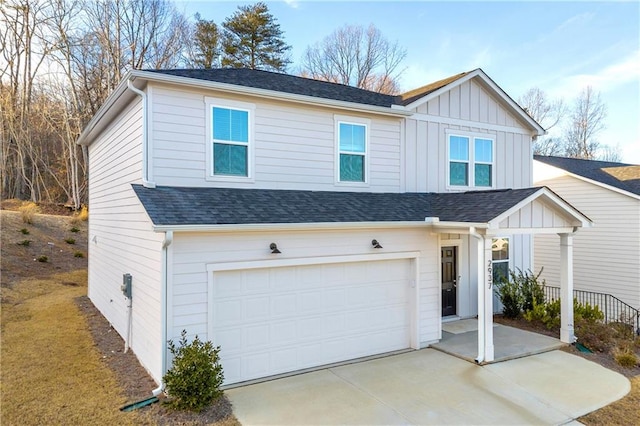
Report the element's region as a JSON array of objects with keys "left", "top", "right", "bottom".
[{"left": 226, "top": 349, "right": 629, "bottom": 425}]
